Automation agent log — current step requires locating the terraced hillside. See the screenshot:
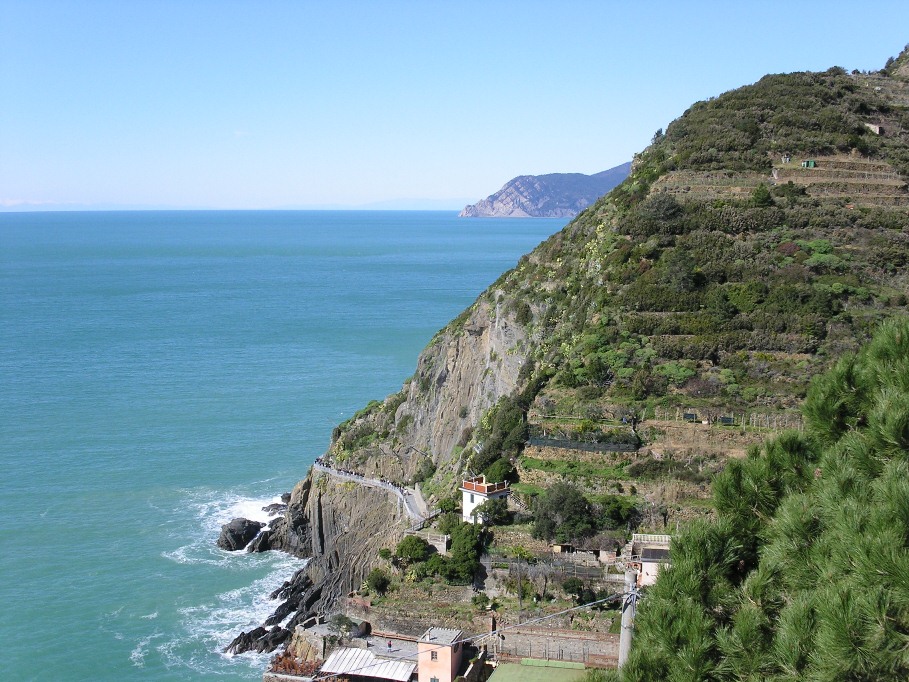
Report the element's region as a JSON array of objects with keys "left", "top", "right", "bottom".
[
  {"left": 771, "top": 154, "right": 909, "bottom": 206},
  {"left": 254, "top": 51, "right": 909, "bottom": 664}
]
